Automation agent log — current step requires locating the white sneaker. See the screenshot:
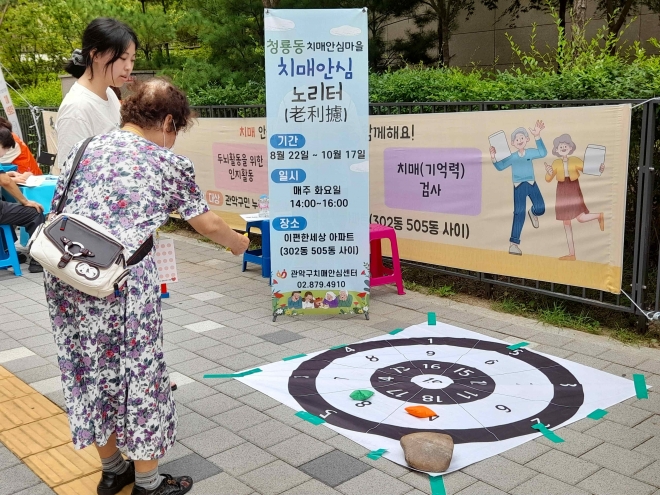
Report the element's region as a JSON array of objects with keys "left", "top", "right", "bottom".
[
  {"left": 528, "top": 209, "right": 539, "bottom": 228},
  {"left": 509, "top": 244, "right": 522, "bottom": 255}
]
